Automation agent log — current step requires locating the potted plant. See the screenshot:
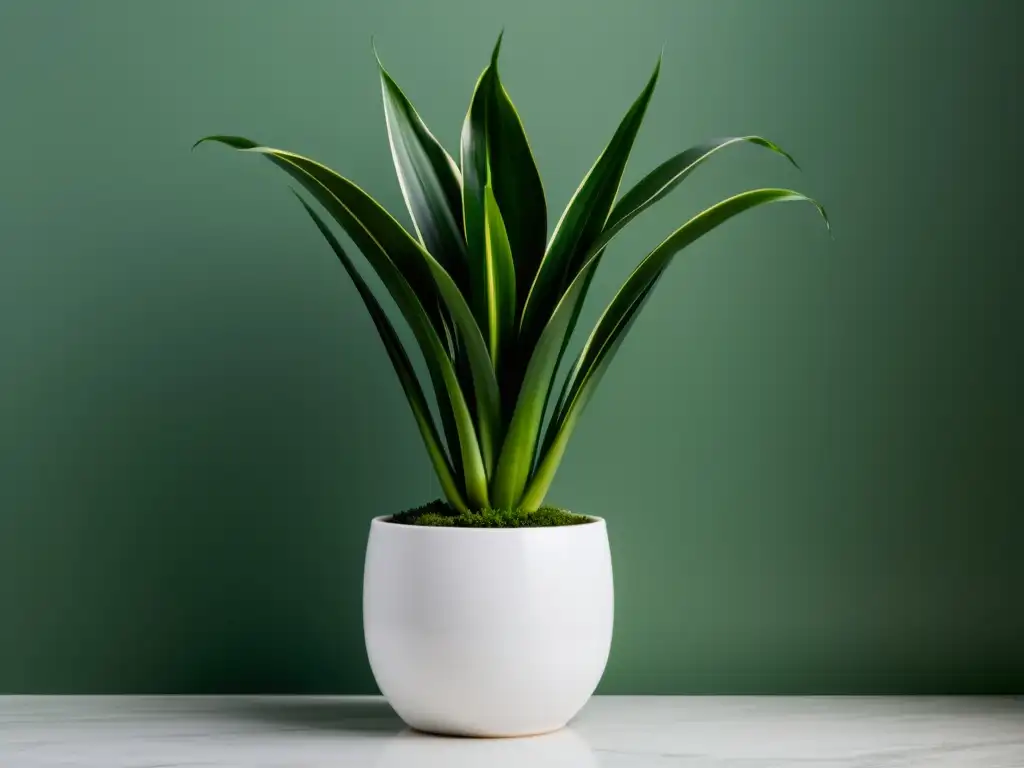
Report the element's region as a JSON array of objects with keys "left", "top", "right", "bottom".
[{"left": 197, "top": 36, "right": 827, "bottom": 737}]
